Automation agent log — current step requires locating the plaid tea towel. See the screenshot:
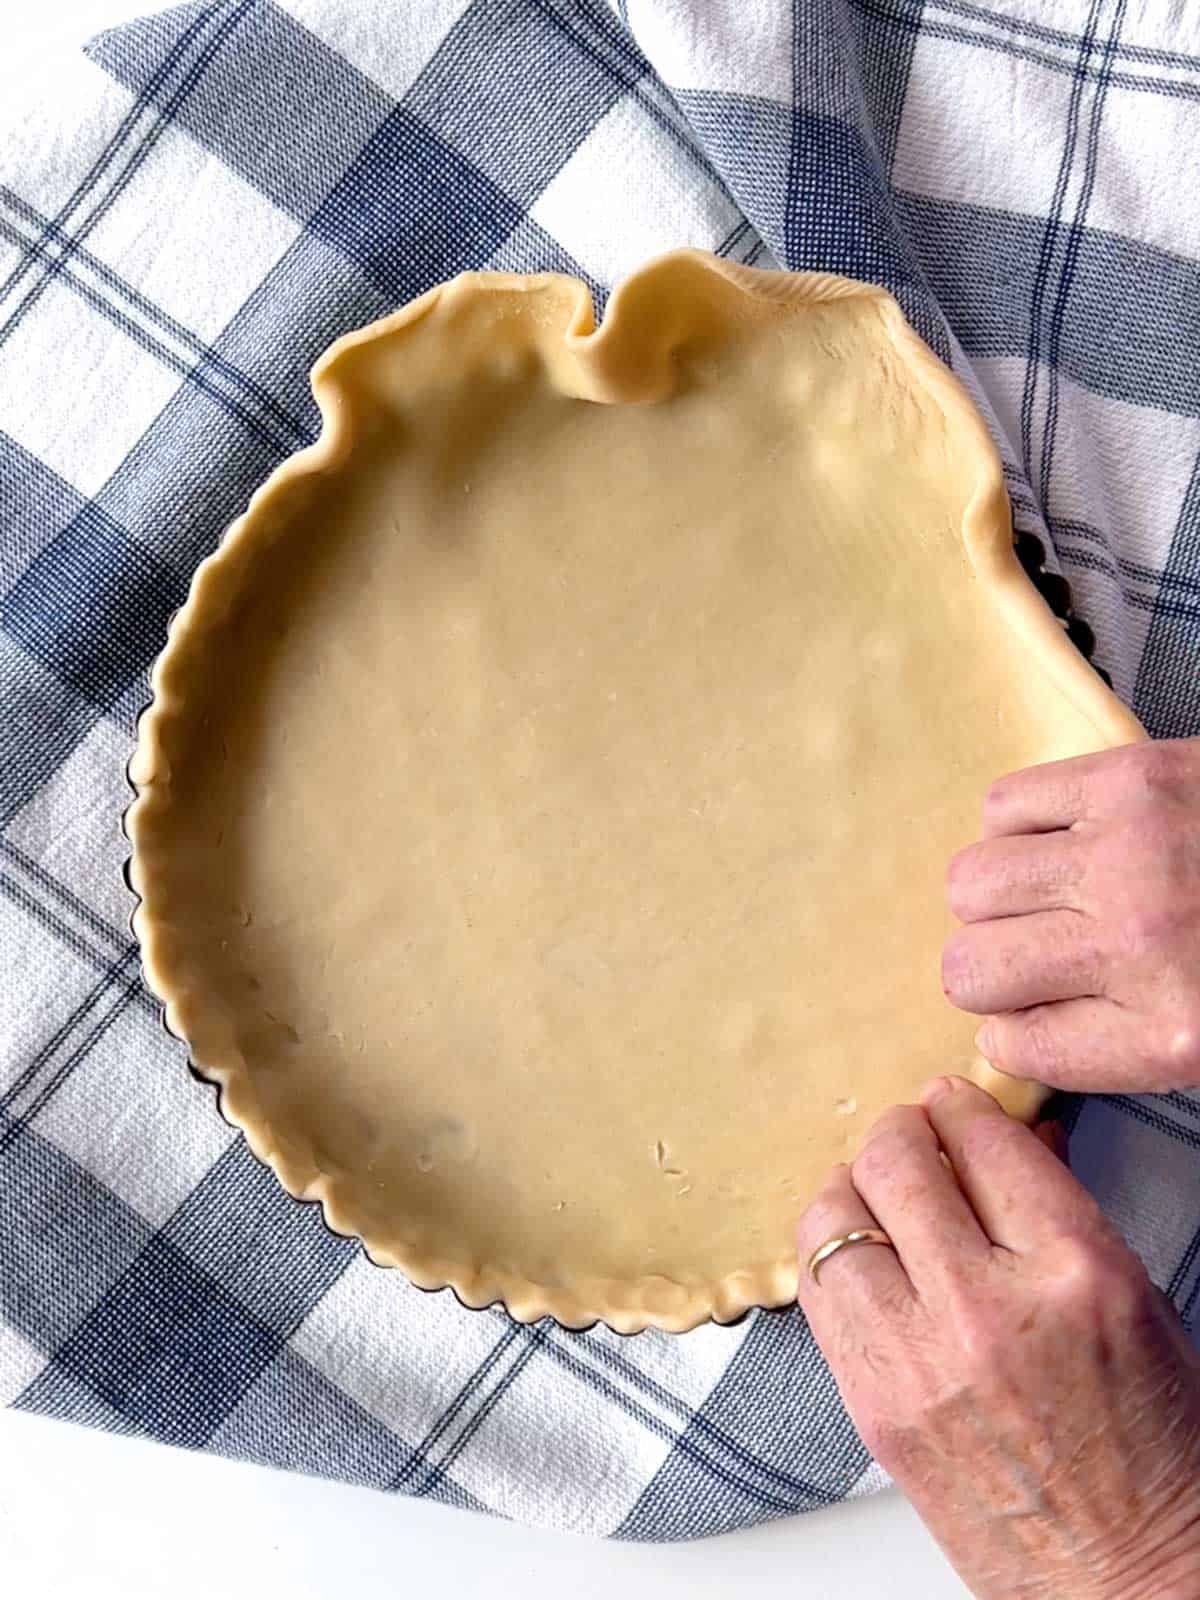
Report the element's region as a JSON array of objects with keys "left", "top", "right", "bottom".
[{"left": 1, "top": 0, "right": 1199, "bottom": 1542}]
